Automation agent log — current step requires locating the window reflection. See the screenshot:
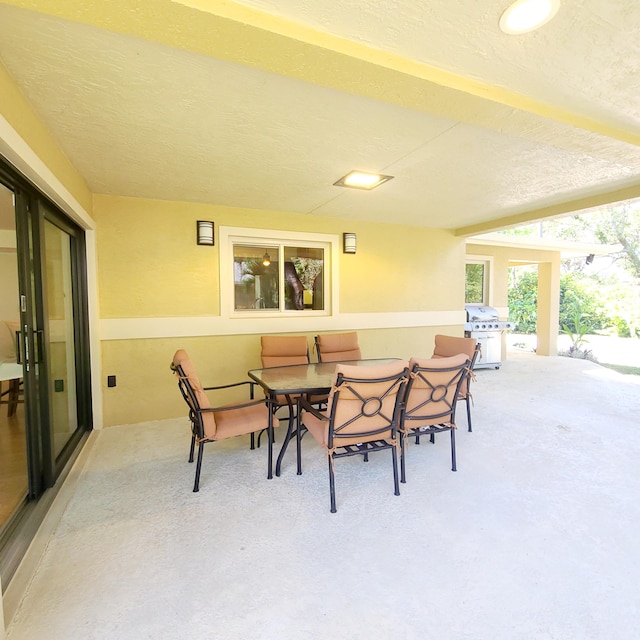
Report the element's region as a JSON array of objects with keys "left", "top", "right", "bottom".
[{"left": 233, "top": 244, "right": 325, "bottom": 311}]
